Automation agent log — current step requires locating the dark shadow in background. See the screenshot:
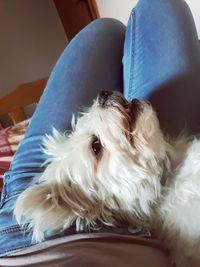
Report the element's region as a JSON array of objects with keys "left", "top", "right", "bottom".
[{"left": 148, "top": 70, "right": 200, "bottom": 137}]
